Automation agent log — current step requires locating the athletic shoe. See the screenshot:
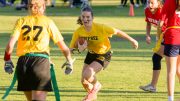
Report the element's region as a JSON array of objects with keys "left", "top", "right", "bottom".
[
  {"left": 139, "top": 84, "right": 156, "bottom": 92},
  {"left": 83, "top": 82, "right": 102, "bottom": 101}
]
